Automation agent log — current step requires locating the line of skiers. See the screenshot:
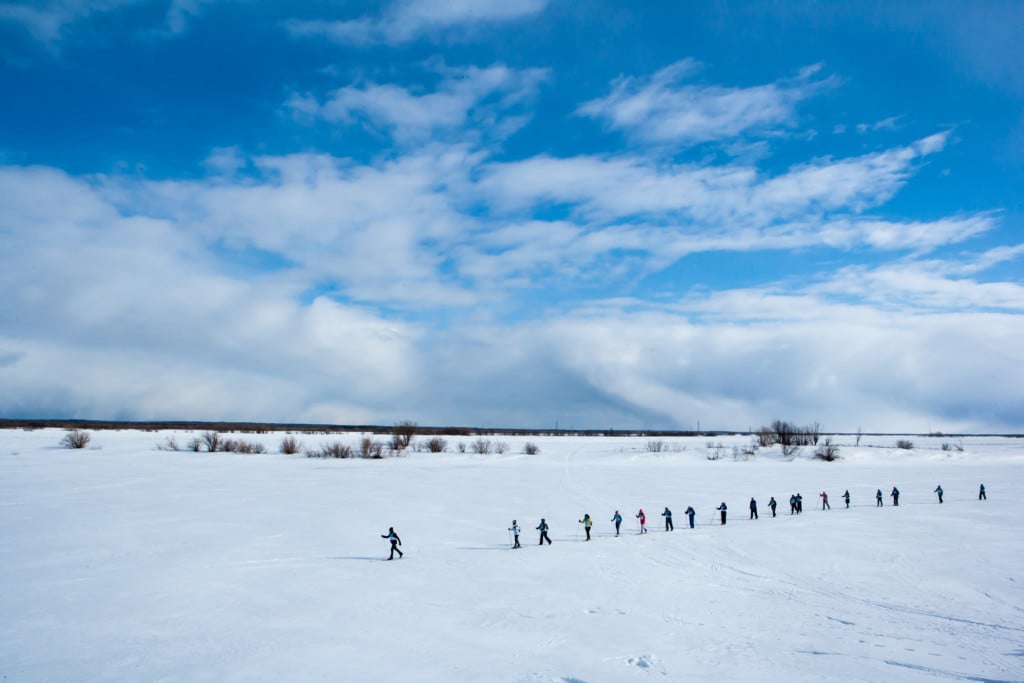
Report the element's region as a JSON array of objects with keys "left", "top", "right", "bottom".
[{"left": 385, "top": 484, "right": 988, "bottom": 556}]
